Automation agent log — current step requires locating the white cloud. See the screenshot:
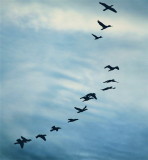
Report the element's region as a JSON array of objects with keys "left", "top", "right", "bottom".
[{"left": 1, "top": 0, "right": 148, "bottom": 36}]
